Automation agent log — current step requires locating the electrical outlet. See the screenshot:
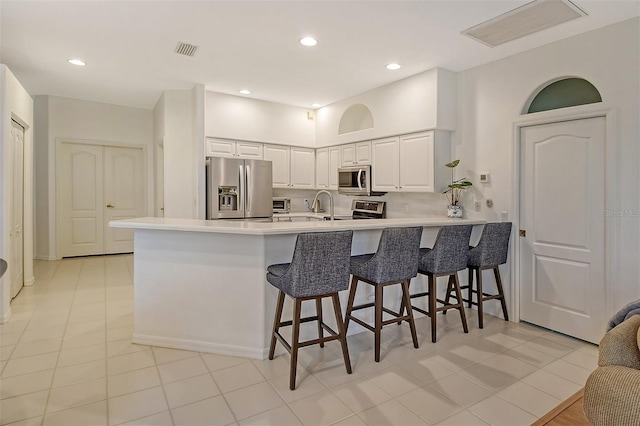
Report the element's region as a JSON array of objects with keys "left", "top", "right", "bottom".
[
  {"left": 474, "top": 201, "right": 481, "bottom": 212},
  {"left": 501, "top": 211, "right": 508, "bottom": 221}
]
